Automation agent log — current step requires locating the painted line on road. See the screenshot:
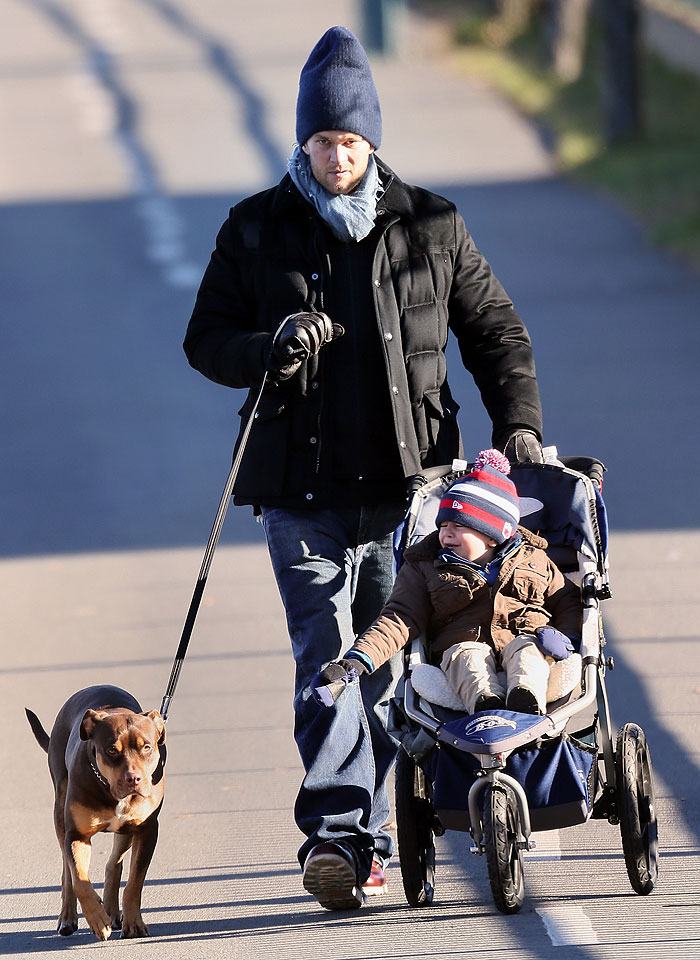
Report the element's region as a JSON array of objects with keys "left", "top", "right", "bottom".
[
  {"left": 536, "top": 905, "right": 599, "bottom": 946},
  {"left": 66, "top": 69, "right": 115, "bottom": 137},
  {"left": 34, "top": 0, "right": 202, "bottom": 290}
]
